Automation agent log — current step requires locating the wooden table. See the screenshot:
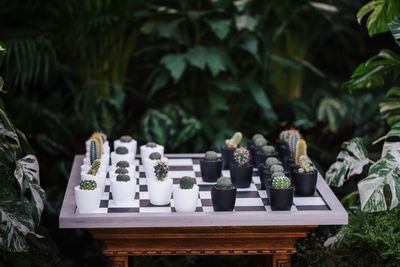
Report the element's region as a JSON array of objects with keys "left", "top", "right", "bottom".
[{"left": 59, "top": 154, "right": 347, "bottom": 267}]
